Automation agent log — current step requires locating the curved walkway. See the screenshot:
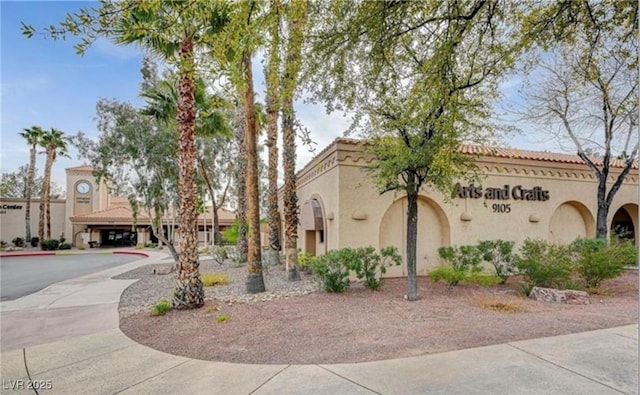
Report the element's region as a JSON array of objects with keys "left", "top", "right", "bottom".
[{"left": 0, "top": 251, "right": 637, "bottom": 394}]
